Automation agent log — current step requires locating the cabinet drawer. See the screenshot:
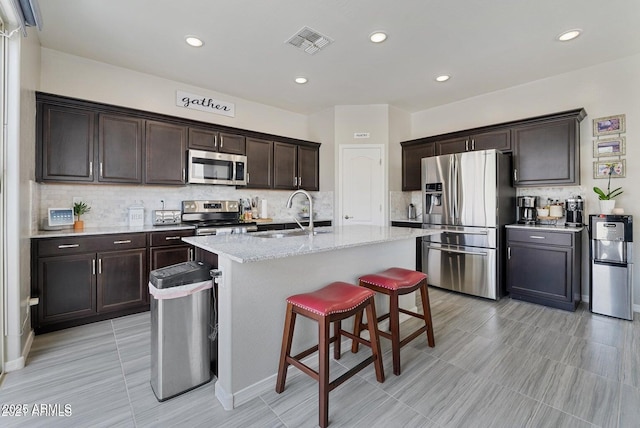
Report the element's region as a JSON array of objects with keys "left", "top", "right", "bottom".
[
  {"left": 507, "top": 229, "right": 573, "bottom": 246},
  {"left": 37, "top": 236, "right": 99, "bottom": 256},
  {"left": 92, "top": 233, "right": 147, "bottom": 251},
  {"left": 37, "top": 233, "right": 147, "bottom": 256},
  {"left": 149, "top": 229, "right": 195, "bottom": 246}
]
